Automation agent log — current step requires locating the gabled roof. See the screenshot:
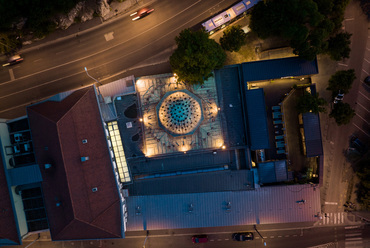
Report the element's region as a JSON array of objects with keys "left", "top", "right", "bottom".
[
  {"left": 302, "top": 113, "right": 323, "bottom": 157},
  {"left": 242, "top": 56, "right": 319, "bottom": 82},
  {"left": 245, "top": 88, "right": 270, "bottom": 150},
  {"left": 0, "top": 153, "right": 20, "bottom": 246},
  {"left": 27, "top": 86, "right": 122, "bottom": 241}
]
